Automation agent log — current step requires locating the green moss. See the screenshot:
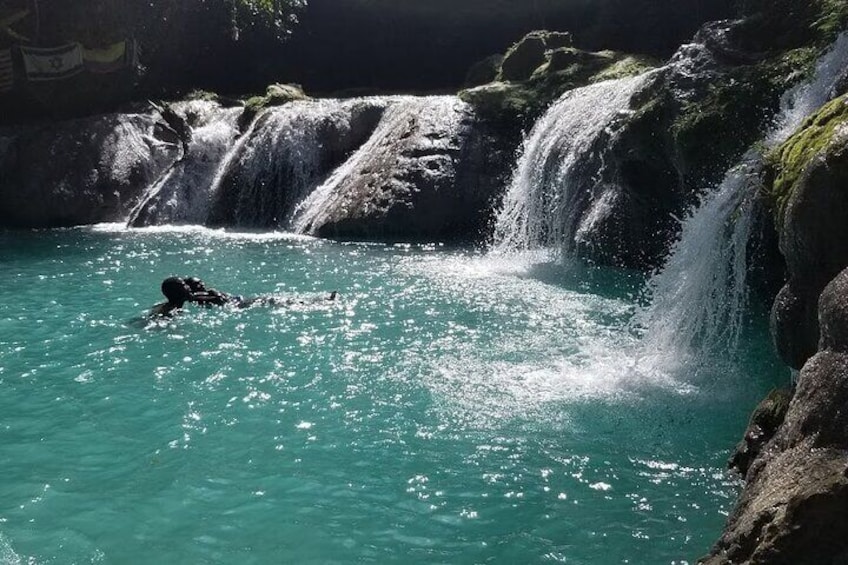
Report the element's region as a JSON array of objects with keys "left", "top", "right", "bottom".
[
  {"left": 814, "top": 0, "right": 848, "bottom": 42},
  {"left": 590, "top": 55, "right": 659, "bottom": 83},
  {"left": 768, "top": 95, "right": 848, "bottom": 223},
  {"left": 460, "top": 45, "right": 656, "bottom": 132},
  {"left": 239, "top": 83, "right": 309, "bottom": 130},
  {"left": 670, "top": 46, "right": 820, "bottom": 184},
  {"left": 186, "top": 90, "right": 220, "bottom": 103},
  {"left": 750, "top": 388, "right": 792, "bottom": 433}
]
